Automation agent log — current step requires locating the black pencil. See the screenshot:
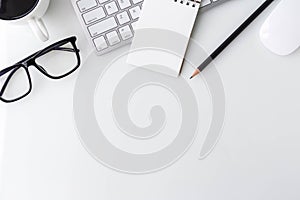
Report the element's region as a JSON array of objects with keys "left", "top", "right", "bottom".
[{"left": 190, "top": 0, "right": 275, "bottom": 79}]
